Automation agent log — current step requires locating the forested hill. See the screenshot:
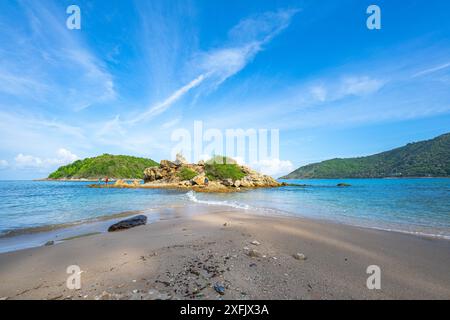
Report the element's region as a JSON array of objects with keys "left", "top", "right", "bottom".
[
  {"left": 48, "top": 154, "right": 158, "bottom": 179},
  {"left": 281, "top": 133, "right": 450, "bottom": 179}
]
